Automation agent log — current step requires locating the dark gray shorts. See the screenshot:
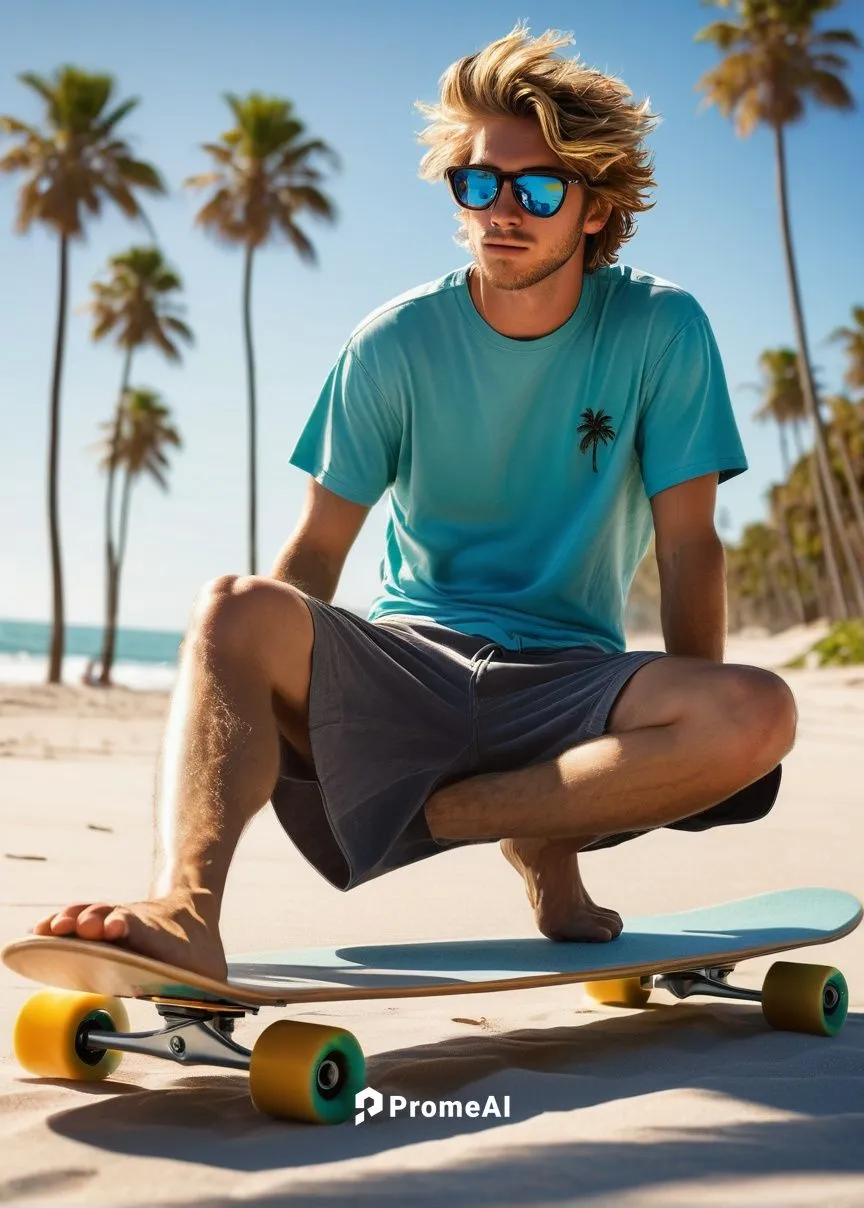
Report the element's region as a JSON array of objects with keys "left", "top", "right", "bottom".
[{"left": 270, "top": 596, "right": 781, "bottom": 891}]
